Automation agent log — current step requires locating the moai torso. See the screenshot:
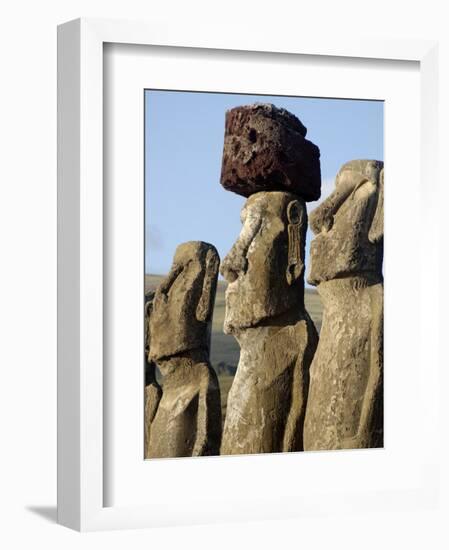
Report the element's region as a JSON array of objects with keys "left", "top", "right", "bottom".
[
  {"left": 148, "top": 352, "right": 221, "bottom": 457},
  {"left": 304, "top": 160, "right": 384, "bottom": 450},
  {"left": 144, "top": 365, "right": 162, "bottom": 458},
  {"left": 218, "top": 103, "right": 321, "bottom": 455},
  {"left": 220, "top": 191, "right": 318, "bottom": 455},
  {"left": 144, "top": 291, "right": 162, "bottom": 459},
  {"left": 145, "top": 241, "right": 222, "bottom": 458},
  {"left": 222, "top": 316, "right": 317, "bottom": 455}
]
